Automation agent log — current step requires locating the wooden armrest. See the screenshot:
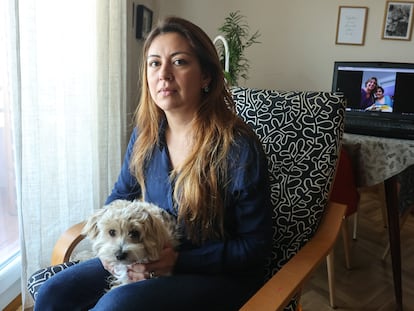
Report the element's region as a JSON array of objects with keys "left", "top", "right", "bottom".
[
  {"left": 240, "top": 201, "right": 347, "bottom": 311},
  {"left": 51, "top": 221, "right": 86, "bottom": 265}
]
